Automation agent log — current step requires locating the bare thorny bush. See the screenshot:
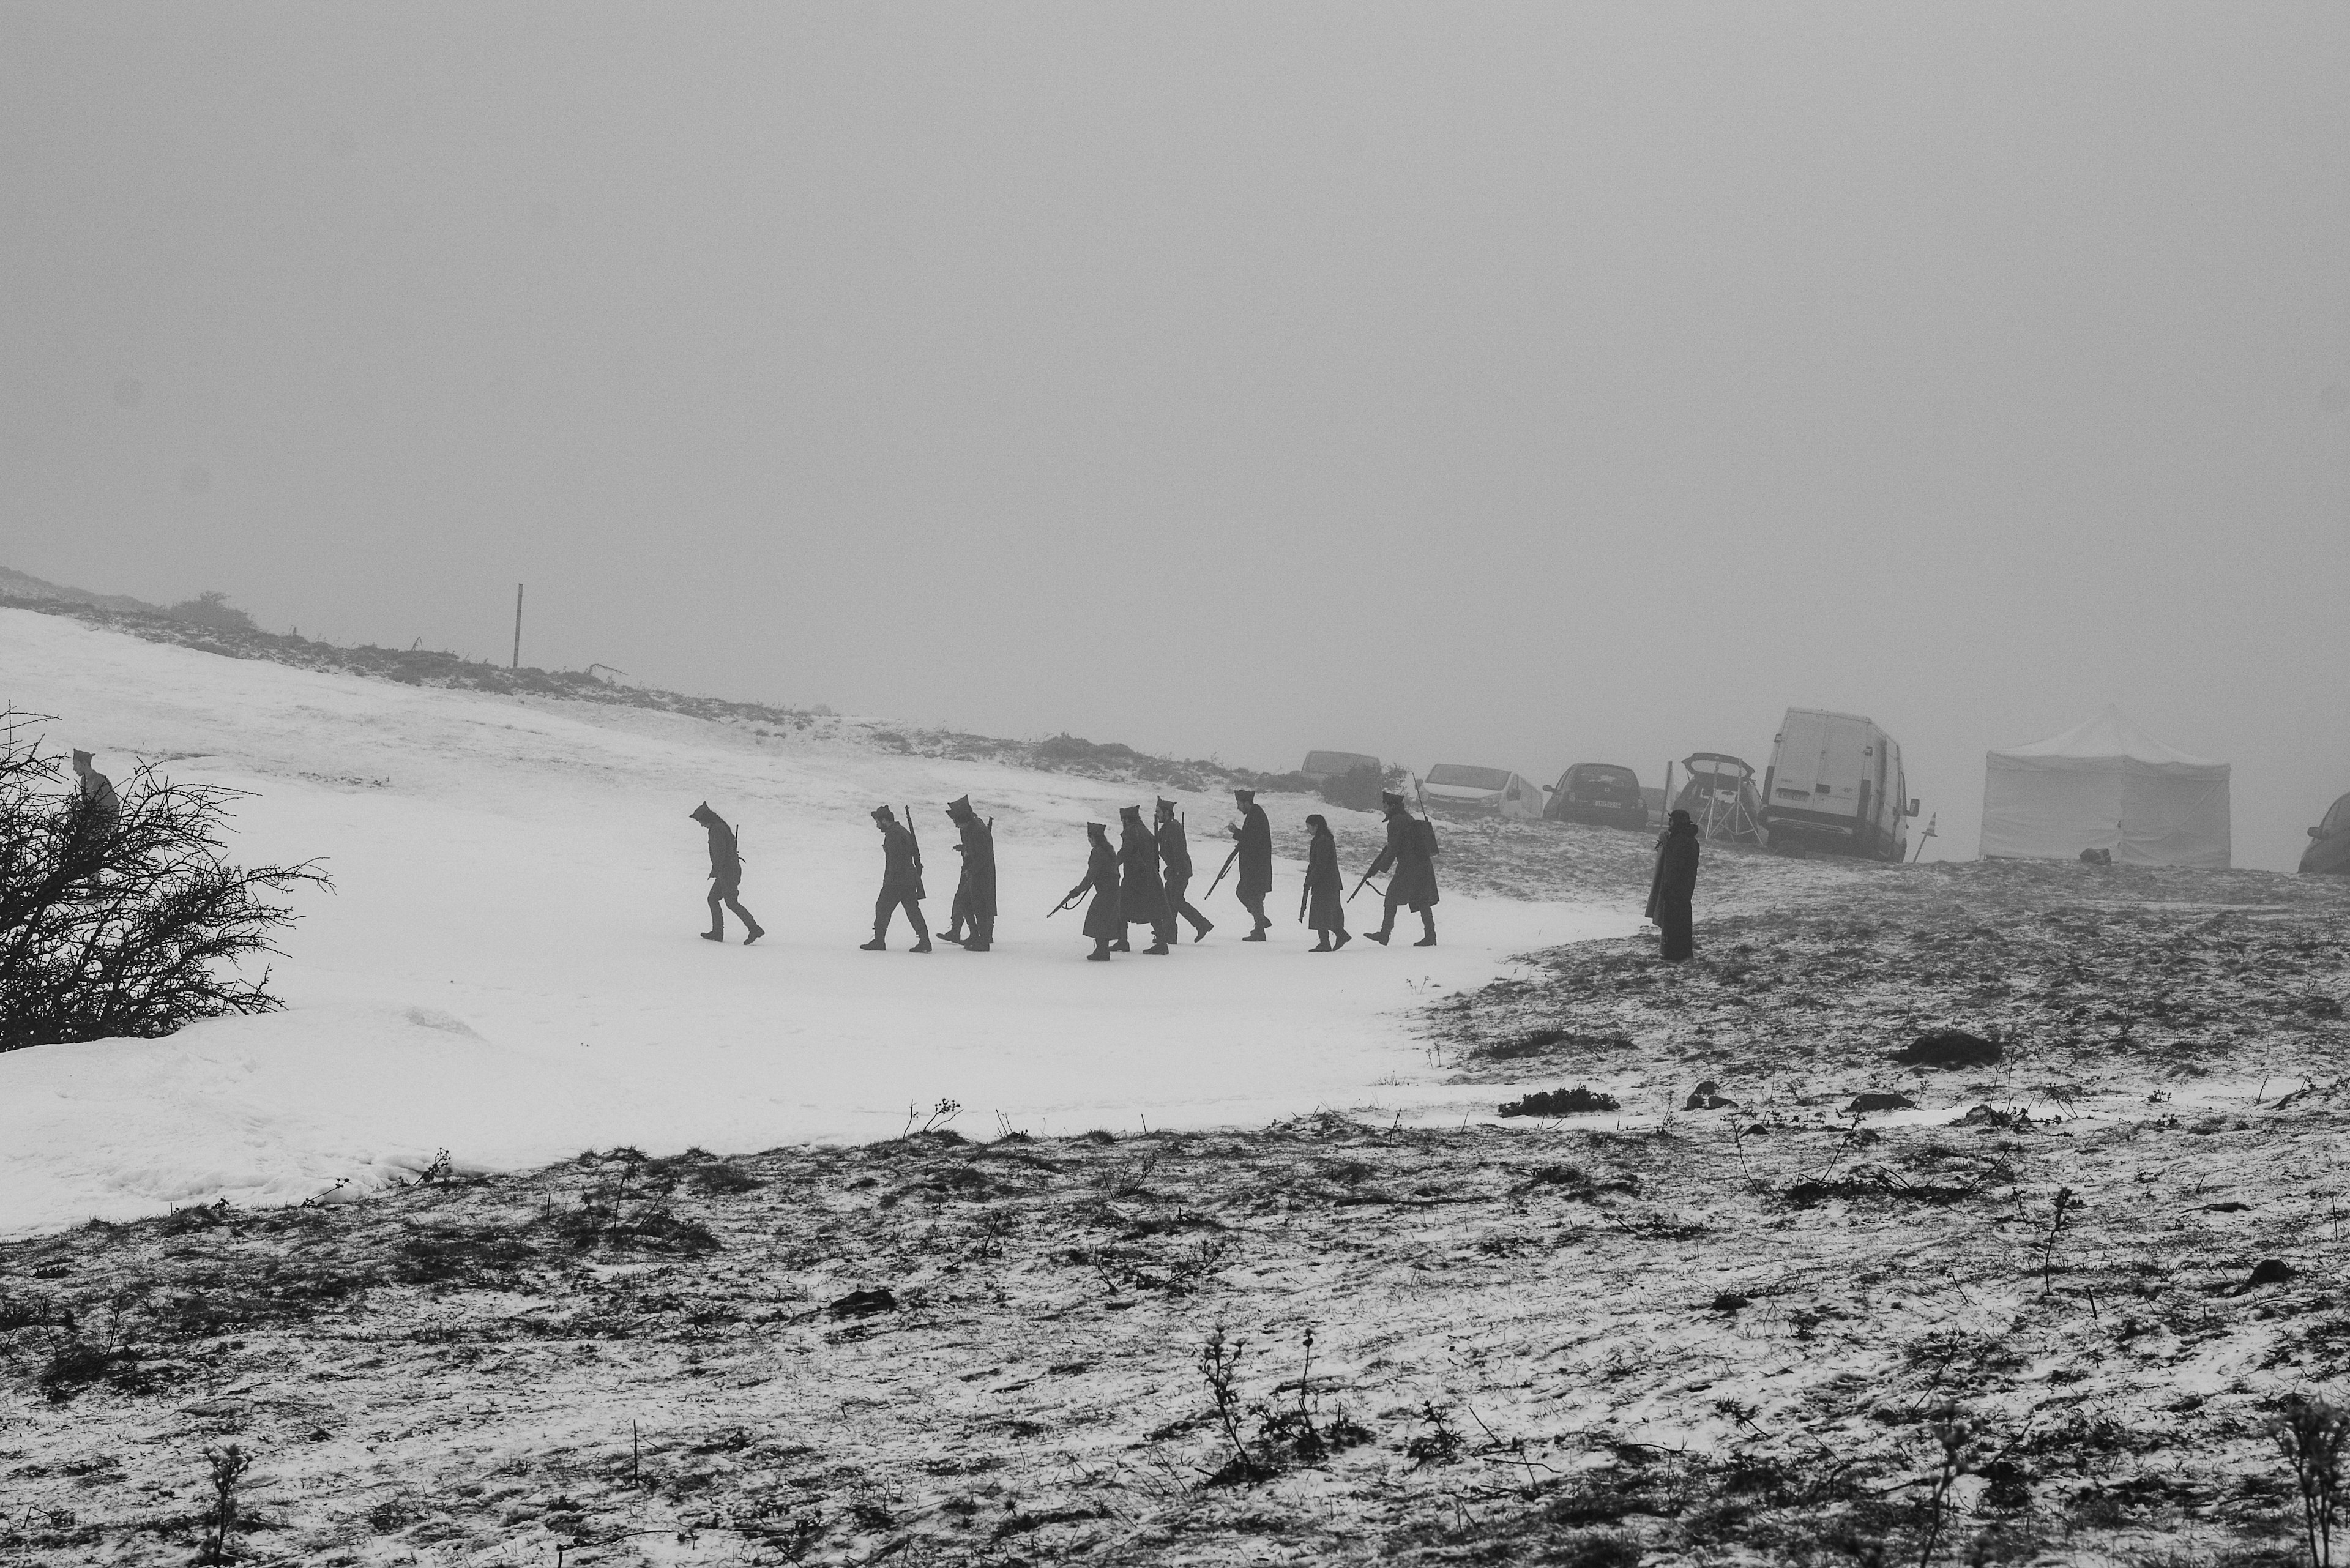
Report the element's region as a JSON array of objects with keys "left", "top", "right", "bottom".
[
  {"left": 0, "top": 708, "right": 329, "bottom": 1050},
  {"left": 2269, "top": 1394, "right": 2350, "bottom": 1568}
]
